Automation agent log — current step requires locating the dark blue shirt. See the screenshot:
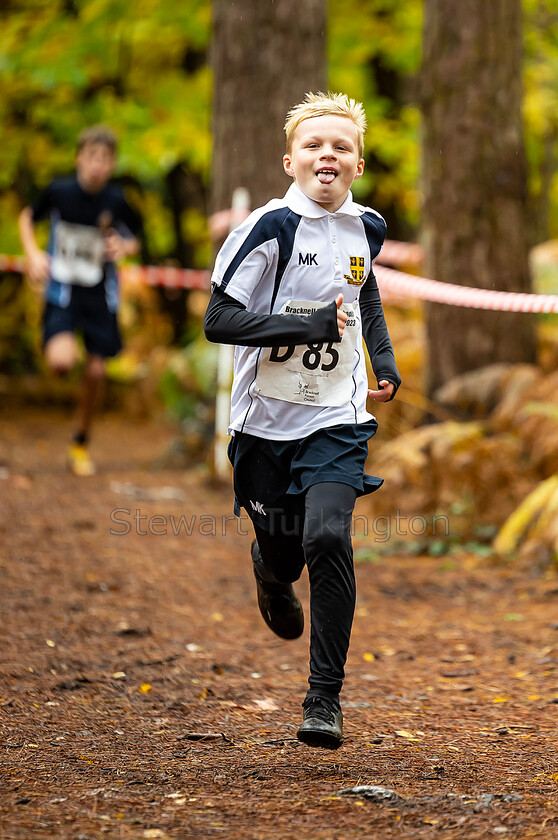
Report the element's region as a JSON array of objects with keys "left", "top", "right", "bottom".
[{"left": 32, "top": 176, "right": 142, "bottom": 308}]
